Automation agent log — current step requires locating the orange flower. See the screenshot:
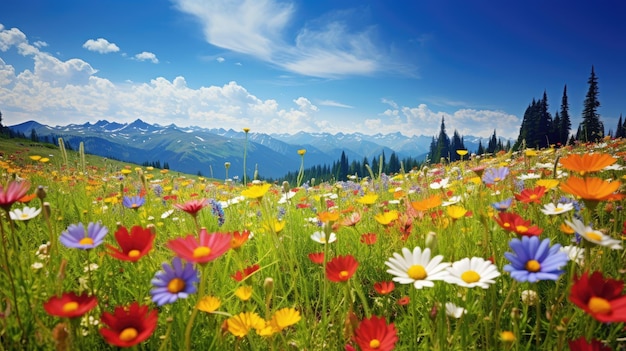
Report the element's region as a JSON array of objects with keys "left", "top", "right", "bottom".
[
  {"left": 318, "top": 211, "right": 340, "bottom": 223},
  {"left": 559, "top": 153, "right": 617, "bottom": 176},
  {"left": 411, "top": 195, "right": 442, "bottom": 212},
  {"left": 560, "top": 176, "right": 622, "bottom": 202}
]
